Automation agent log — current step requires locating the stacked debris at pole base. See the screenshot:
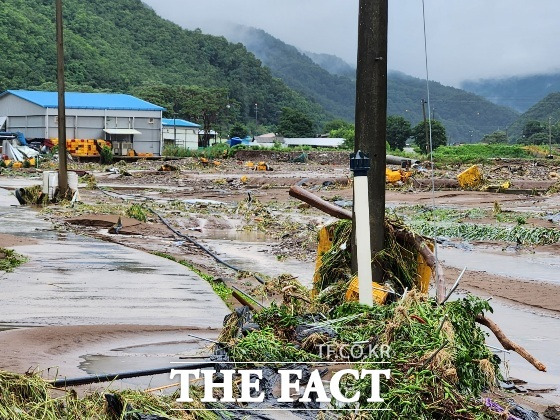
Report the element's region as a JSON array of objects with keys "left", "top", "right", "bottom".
[{"left": 213, "top": 287, "right": 514, "bottom": 418}]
